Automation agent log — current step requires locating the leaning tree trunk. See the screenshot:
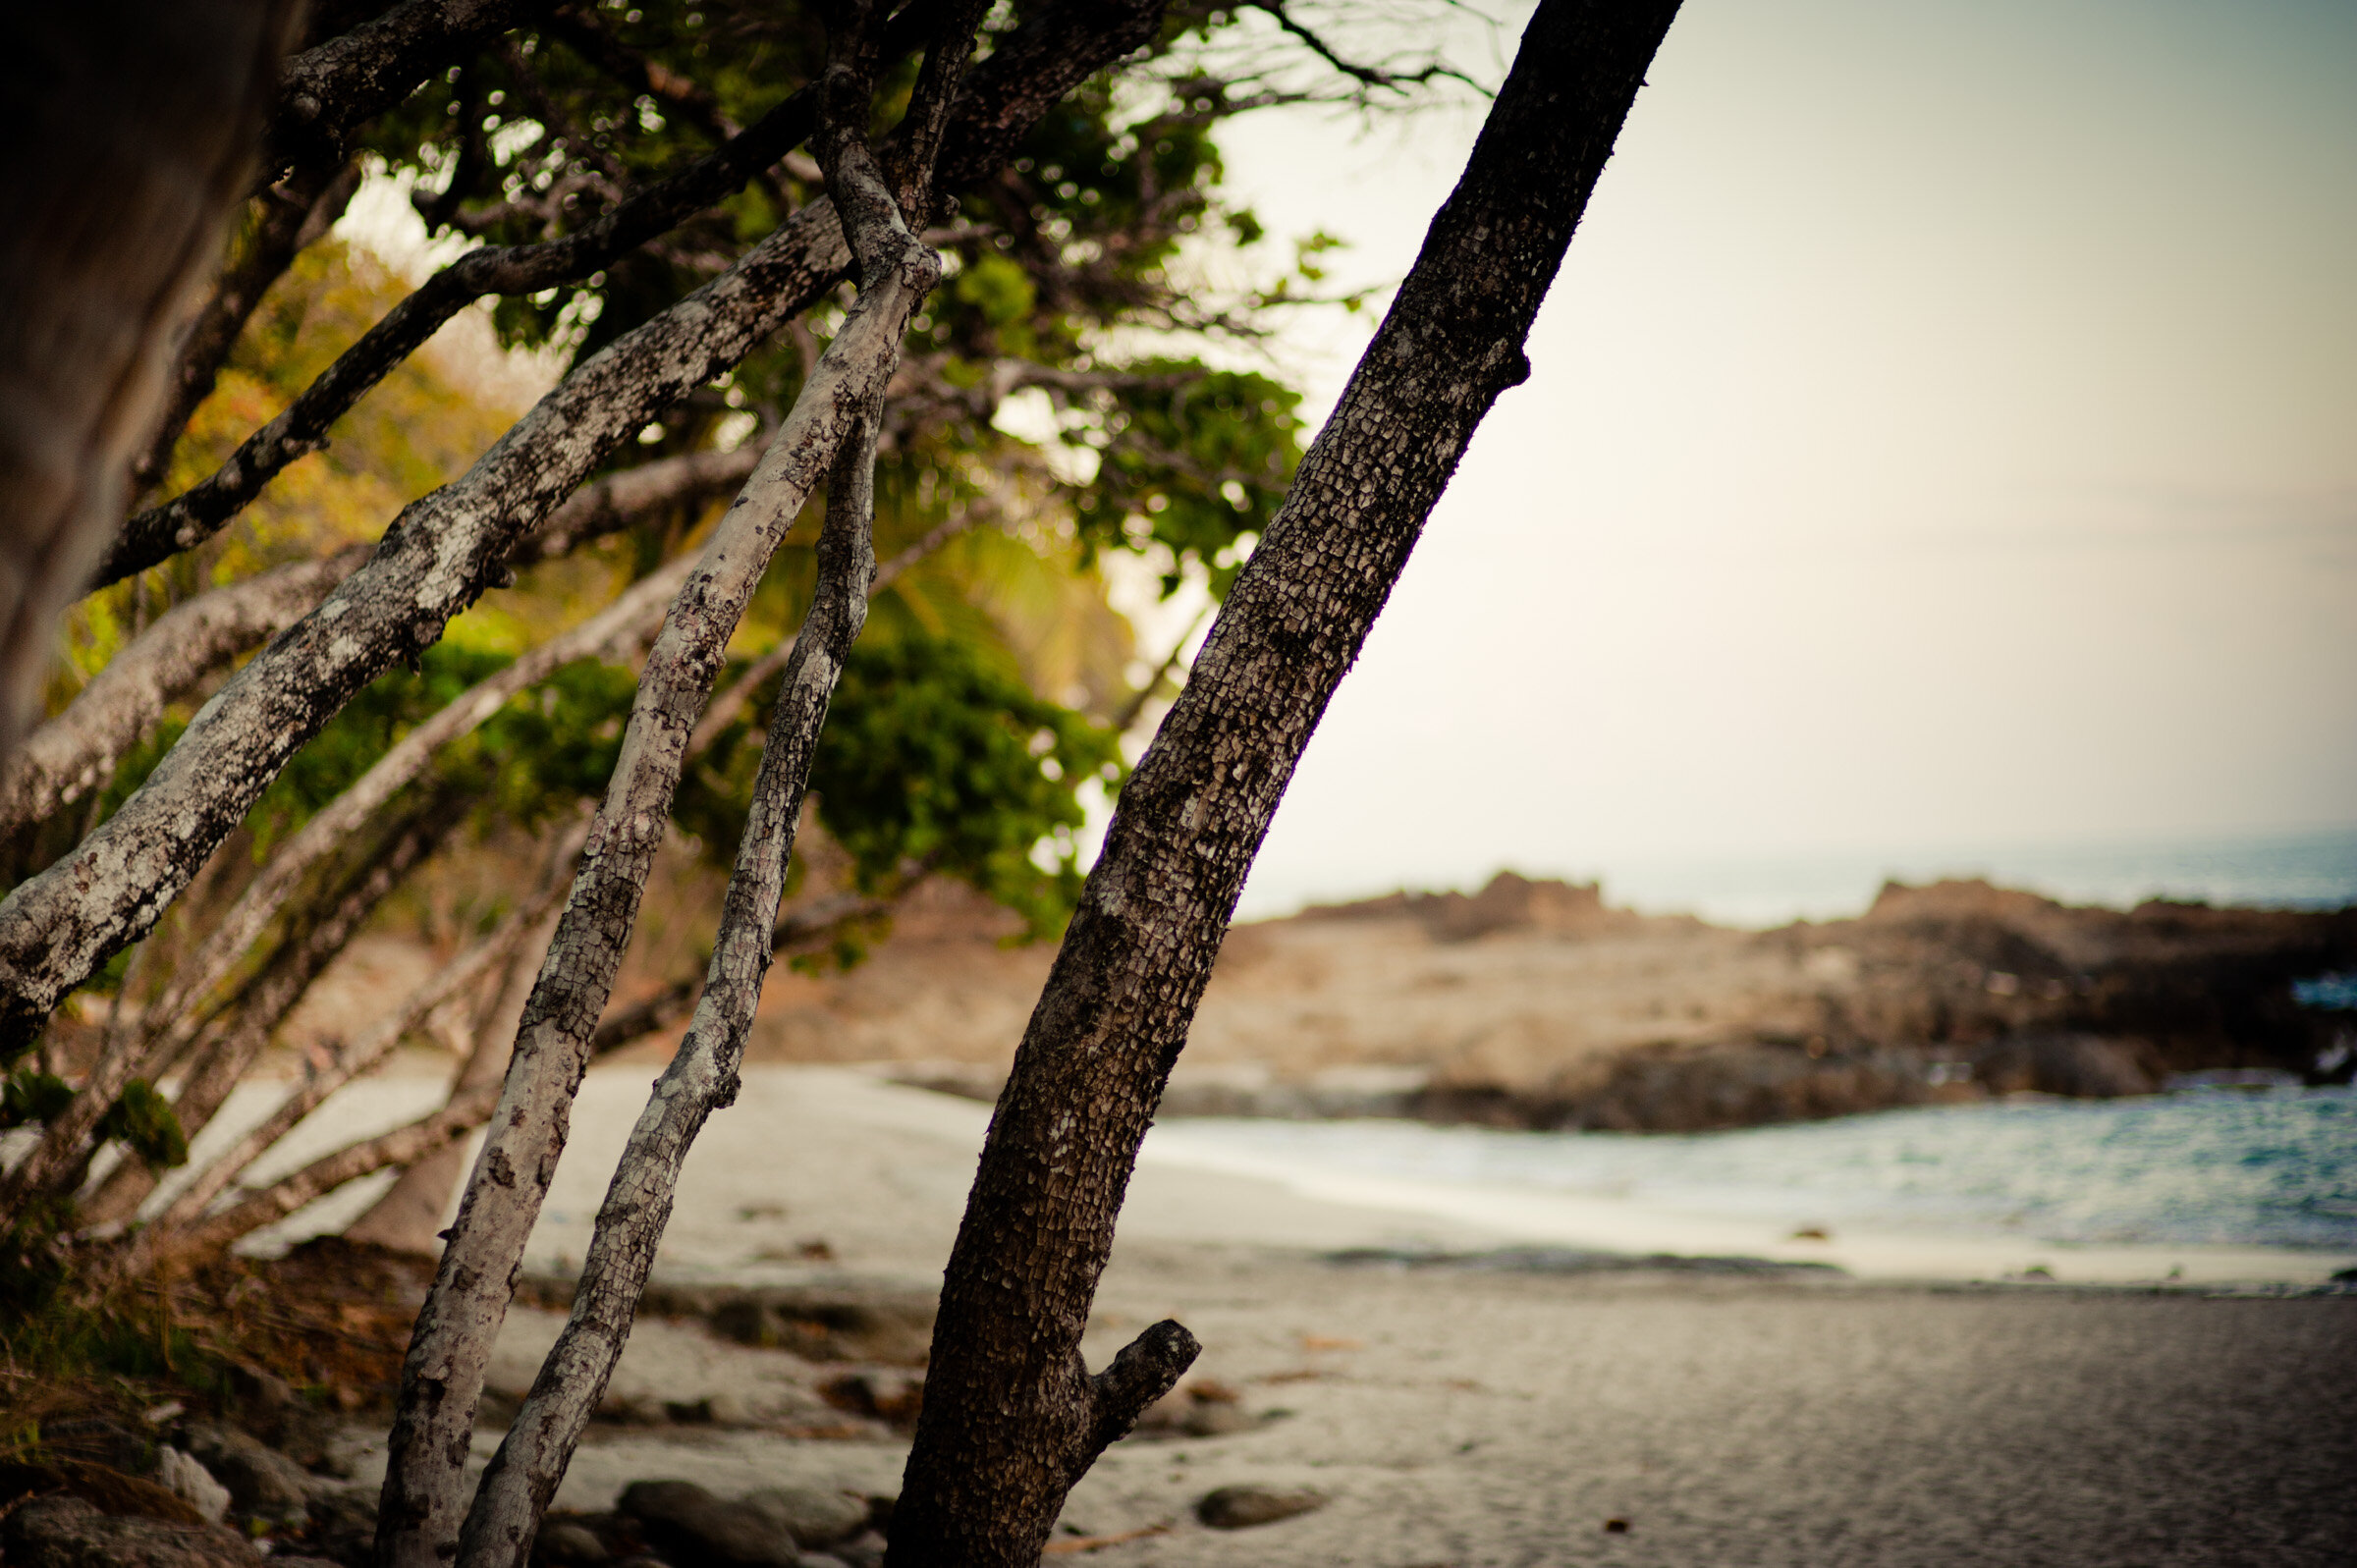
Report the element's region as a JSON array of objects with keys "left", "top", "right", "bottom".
[
  {"left": 886, "top": 3, "right": 1684, "bottom": 1562},
  {"left": 0, "top": 0, "right": 300, "bottom": 768}
]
